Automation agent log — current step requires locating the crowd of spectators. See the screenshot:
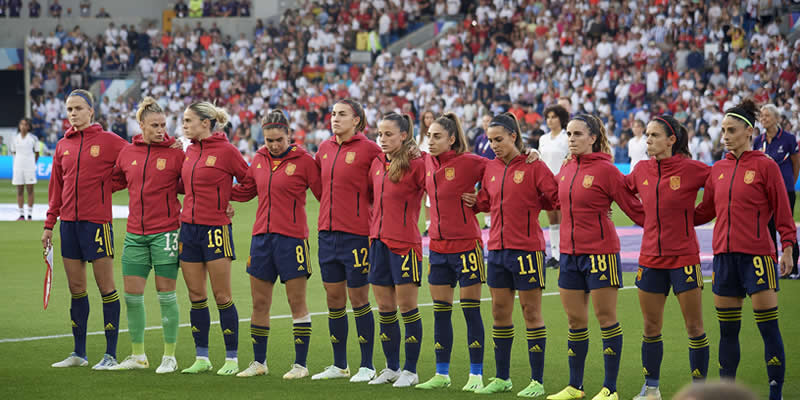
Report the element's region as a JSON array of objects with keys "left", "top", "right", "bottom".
[
  {"left": 173, "top": 0, "right": 252, "bottom": 18},
  {"left": 23, "top": 0, "right": 800, "bottom": 166},
  {"left": 0, "top": 0, "right": 113, "bottom": 18}
]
